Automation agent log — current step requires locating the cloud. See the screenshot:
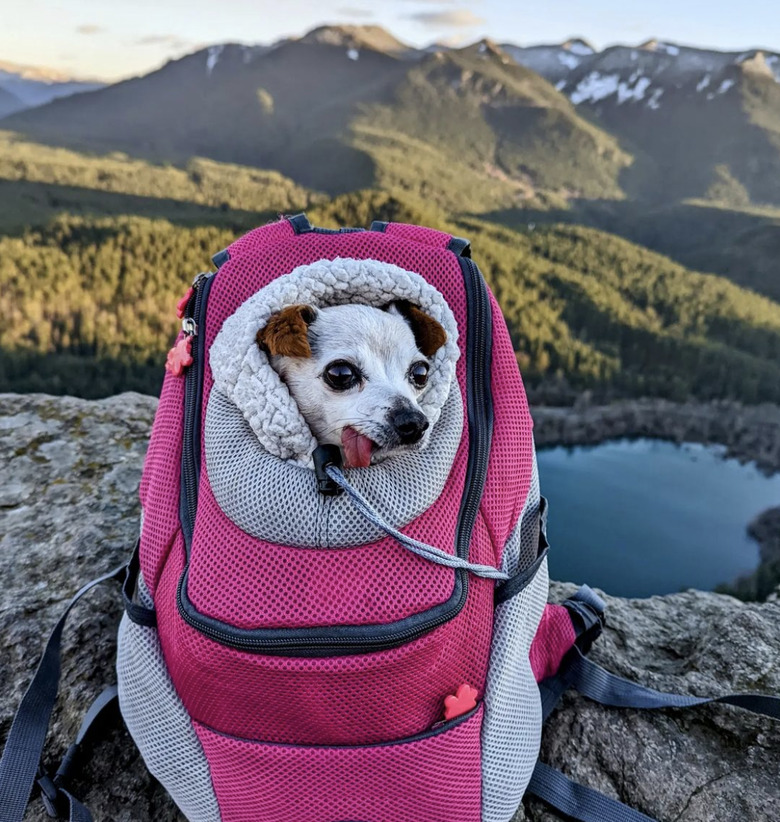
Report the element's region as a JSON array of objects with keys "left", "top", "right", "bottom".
[
  {"left": 337, "top": 6, "right": 374, "bottom": 17},
  {"left": 135, "top": 34, "right": 193, "bottom": 49},
  {"left": 408, "top": 10, "right": 485, "bottom": 28},
  {"left": 434, "top": 33, "right": 471, "bottom": 47},
  {"left": 76, "top": 24, "right": 103, "bottom": 35}
]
